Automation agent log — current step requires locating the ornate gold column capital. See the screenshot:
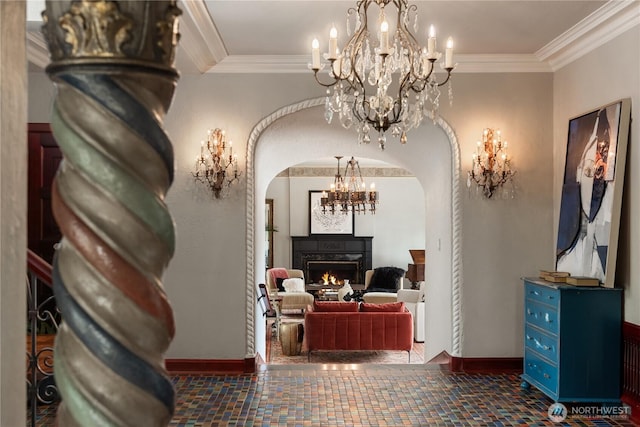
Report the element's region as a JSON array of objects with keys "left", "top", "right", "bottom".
[{"left": 42, "top": 1, "right": 181, "bottom": 73}]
